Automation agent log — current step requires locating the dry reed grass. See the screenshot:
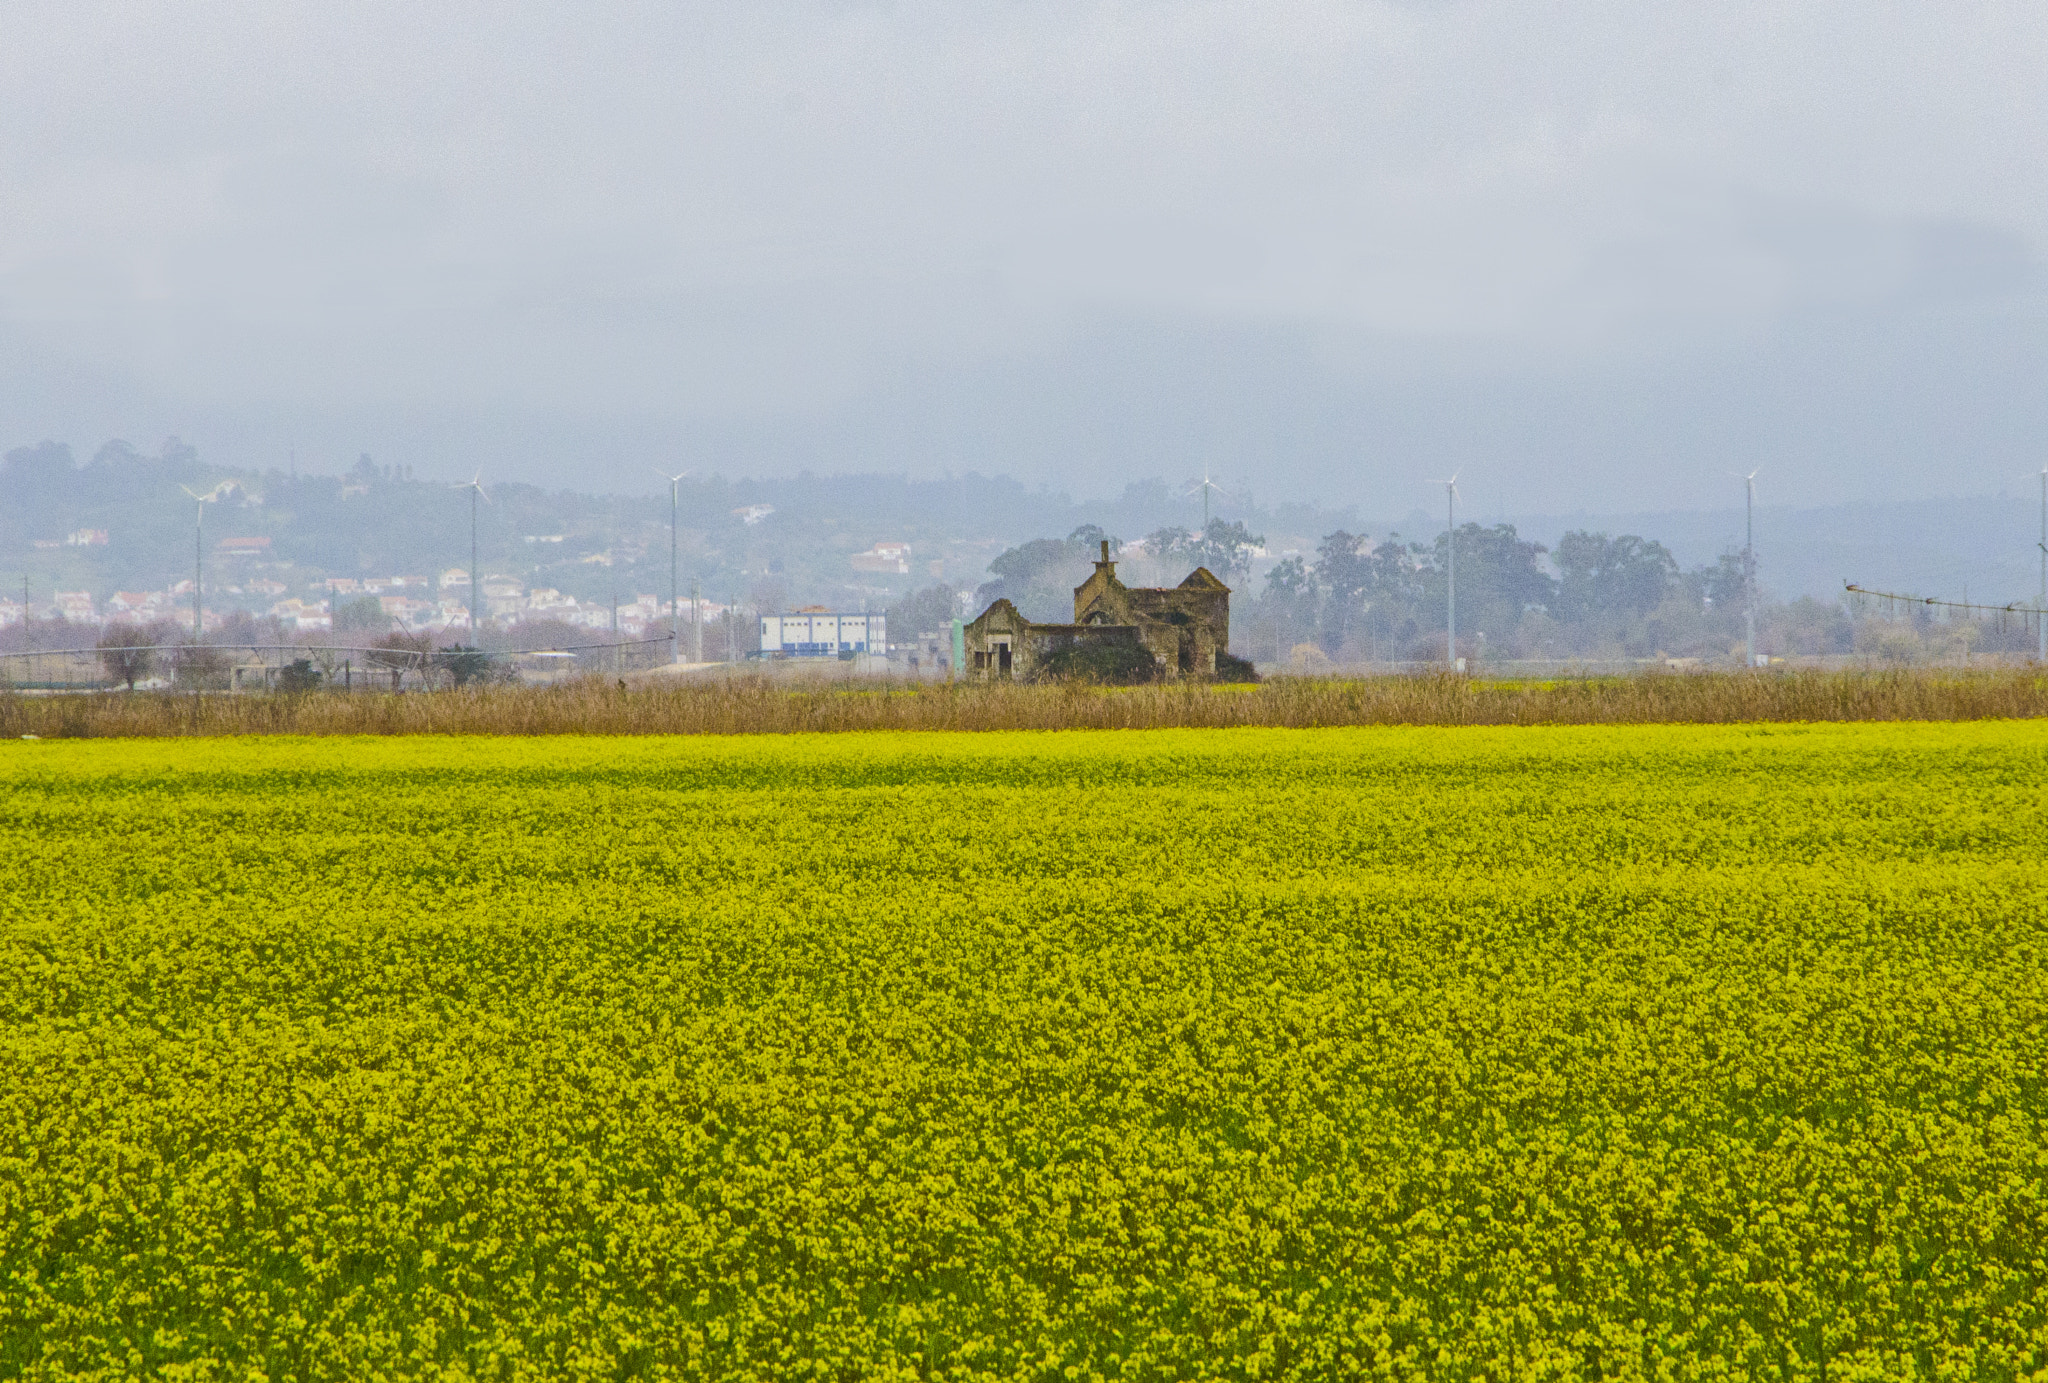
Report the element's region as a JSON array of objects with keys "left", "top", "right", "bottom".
[{"left": 3, "top": 668, "right": 2046, "bottom": 738}]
